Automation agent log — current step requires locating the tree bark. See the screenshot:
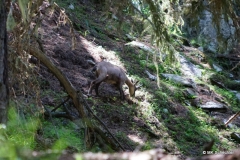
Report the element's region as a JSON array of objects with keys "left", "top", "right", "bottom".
[{"left": 0, "top": 0, "right": 8, "bottom": 124}]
